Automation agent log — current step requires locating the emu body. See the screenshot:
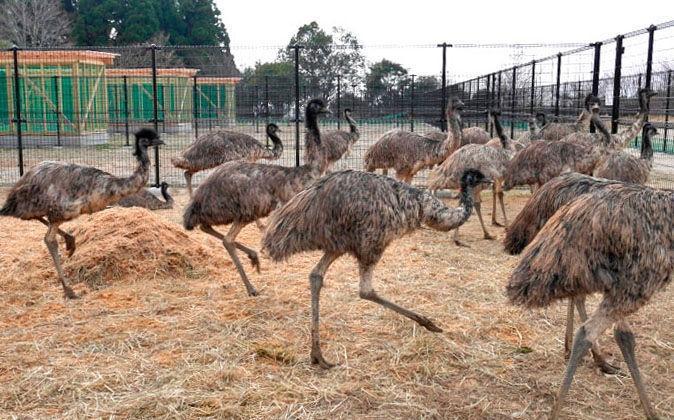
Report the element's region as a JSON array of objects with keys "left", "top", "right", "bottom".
[
  {"left": 0, "top": 129, "right": 163, "bottom": 298},
  {"left": 262, "top": 169, "right": 489, "bottom": 368}
]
